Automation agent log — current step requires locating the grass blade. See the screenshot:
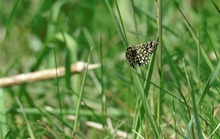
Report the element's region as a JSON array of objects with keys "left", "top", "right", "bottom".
[
  {"left": 211, "top": 0, "right": 220, "bottom": 14},
  {"left": 133, "top": 70, "right": 160, "bottom": 138},
  {"left": 105, "top": 0, "right": 127, "bottom": 46},
  {"left": 16, "top": 98, "right": 36, "bottom": 139},
  {"left": 73, "top": 47, "right": 93, "bottom": 134},
  {"left": 198, "top": 61, "right": 220, "bottom": 106},
  {"left": 0, "top": 89, "right": 7, "bottom": 138}
]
